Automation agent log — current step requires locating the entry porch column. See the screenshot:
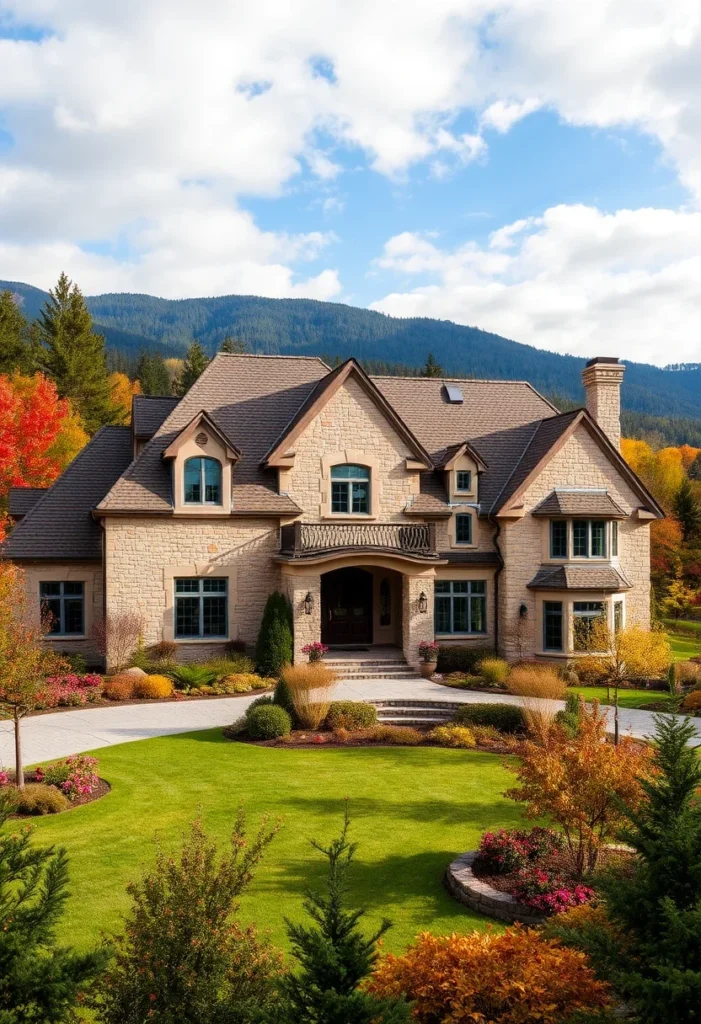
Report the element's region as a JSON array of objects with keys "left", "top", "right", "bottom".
[
  {"left": 402, "top": 571, "right": 435, "bottom": 669},
  {"left": 281, "top": 567, "right": 322, "bottom": 664}
]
